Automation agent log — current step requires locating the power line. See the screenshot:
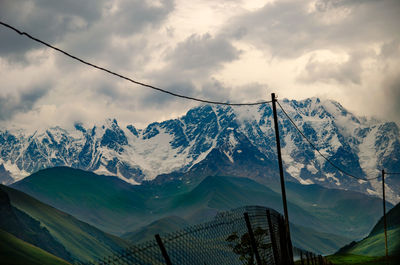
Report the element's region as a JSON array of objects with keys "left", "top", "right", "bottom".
[
  {"left": 385, "top": 172, "right": 400, "bottom": 175},
  {"left": 276, "top": 100, "right": 379, "bottom": 181},
  {"left": 0, "top": 21, "right": 272, "bottom": 107}
]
